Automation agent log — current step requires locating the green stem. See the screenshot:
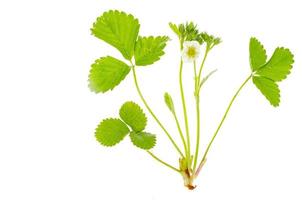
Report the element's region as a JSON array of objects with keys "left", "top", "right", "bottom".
[
  {"left": 179, "top": 59, "right": 191, "bottom": 166},
  {"left": 172, "top": 111, "right": 188, "bottom": 155},
  {"left": 147, "top": 151, "right": 180, "bottom": 173},
  {"left": 193, "top": 61, "right": 200, "bottom": 172},
  {"left": 193, "top": 49, "right": 209, "bottom": 172},
  {"left": 197, "top": 48, "right": 209, "bottom": 82},
  {"left": 199, "top": 74, "right": 252, "bottom": 164},
  {"left": 131, "top": 66, "right": 184, "bottom": 158}
]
